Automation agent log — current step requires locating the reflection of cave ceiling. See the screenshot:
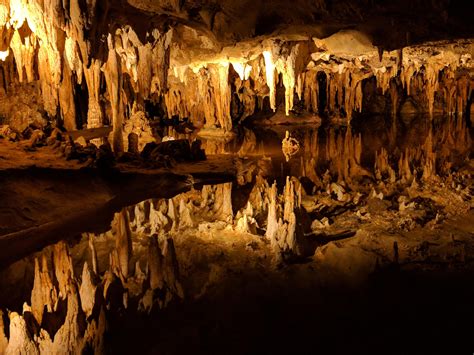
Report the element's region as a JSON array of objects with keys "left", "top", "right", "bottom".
[{"left": 0, "top": 0, "right": 472, "bottom": 153}]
